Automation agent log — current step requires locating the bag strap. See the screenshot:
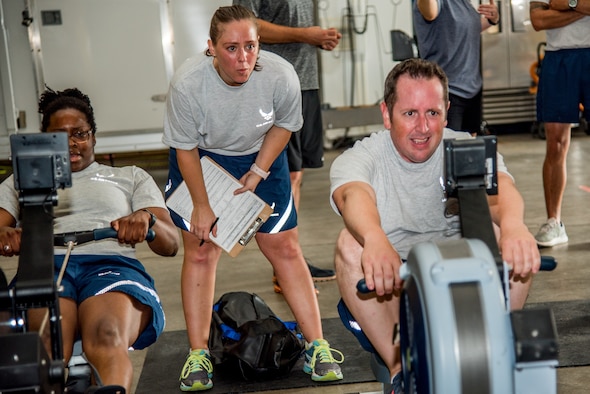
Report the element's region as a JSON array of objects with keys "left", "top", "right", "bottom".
[
  {"left": 280, "top": 320, "right": 304, "bottom": 340},
  {"left": 212, "top": 308, "right": 241, "bottom": 341}
]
